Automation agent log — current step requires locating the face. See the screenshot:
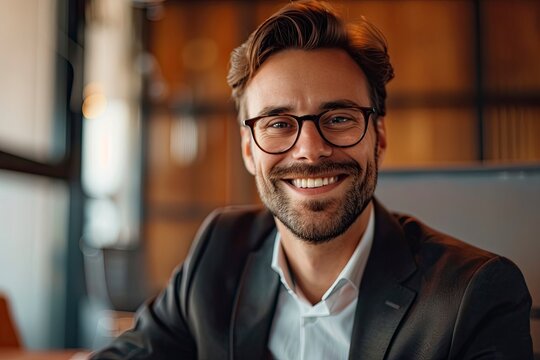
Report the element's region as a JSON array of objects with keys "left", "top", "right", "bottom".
[{"left": 241, "top": 49, "right": 386, "bottom": 244}]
